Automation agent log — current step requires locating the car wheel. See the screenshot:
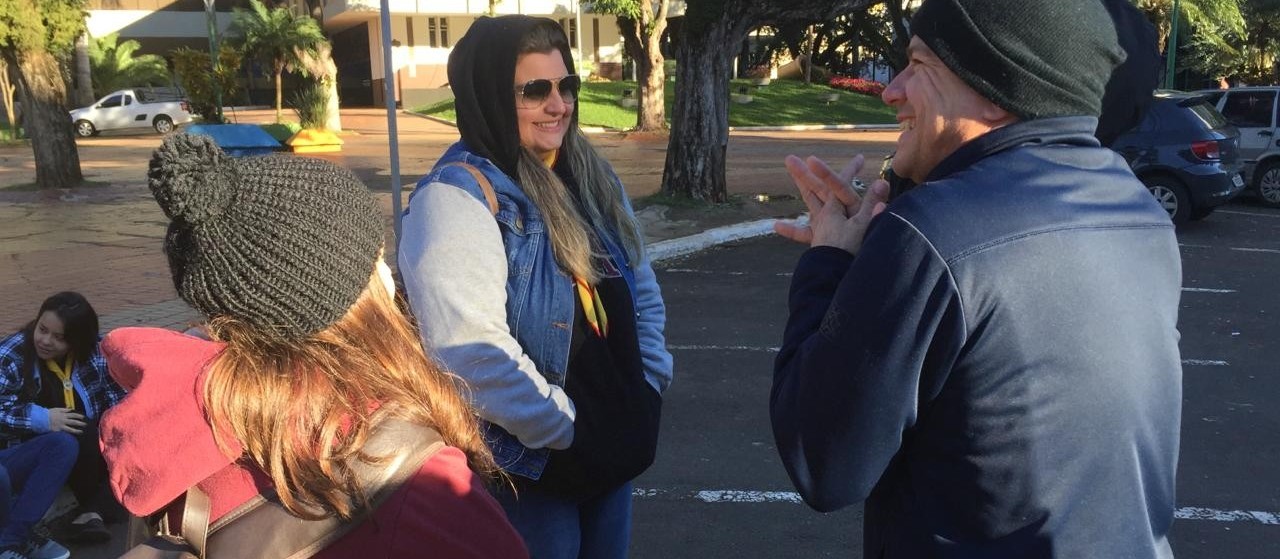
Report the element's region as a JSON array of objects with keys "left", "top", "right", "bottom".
[
  {"left": 74, "top": 120, "right": 95, "bottom": 138},
  {"left": 1142, "top": 175, "right": 1191, "bottom": 226},
  {"left": 153, "top": 115, "right": 174, "bottom": 135},
  {"left": 1254, "top": 161, "right": 1280, "bottom": 207}
]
